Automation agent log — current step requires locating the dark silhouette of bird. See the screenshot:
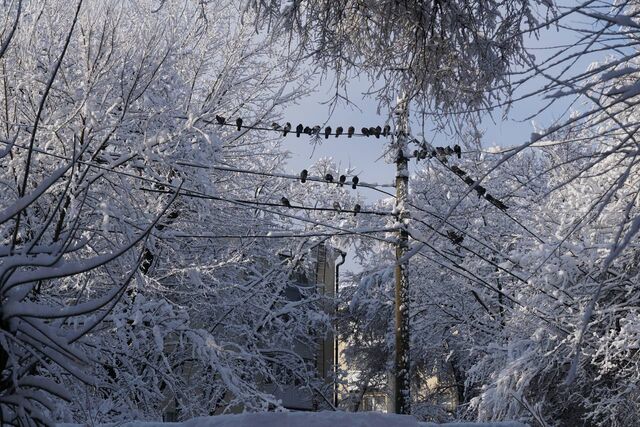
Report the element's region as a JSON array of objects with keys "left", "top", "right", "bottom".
[
  {"left": 300, "top": 169, "right": 308, "bottom": 183},
  {"left": 445, "top": 146, "right": 454, "bottom": 155},
  {"left": 348, "top": 126, "right": 355, "bottom": 138},
  {"left": 353, "top": 204, "right": 361, "bottom": 216},
  {"left": 361, "top": 127, "right": 370, "bottom": 137},
  {"left": 283, "top": 122, "right": 291, "bottom": 136},
  {"left": 369, "top": 127, "right": 377, "bottom": 137},
  {"left": 333, "top": 201, "right": 341, "bottom": 212},
  {"left": 374, "top": 126, "right": 382, "bottom": 138},
  {"left": 325, "top": 173, "right": 334, "bottom": 183},
  {"left": 271, "top": 122, "right": 281, "bottom": 130},
  {"left": 324, "top": 126, "right": 331, "bottom": 139},
  {"left": 312, "top": 125, "right": 321, "bottom": 135},
  {"left": 304, "top": 126, "right": 312, "bottom": 135},
  {"left": 281, "top": 197, "right": 290, "bottom": 207},
  {"left": 475, "top": 185, "right": 486, "bottom": 197},
  {"left": 296, "top": 124, "right": 303, "bottom": 137},
  {"left": 495, "top": 200, "right": 508, "bottom": 210},
  {"left": 447, "top": 230, "right": 464, "bottom": 245},
  {"left": 215, "top": 115, "right": 226, "bottom": 125},
  {"left": 335, "top": 126, "right": 343, "bottom": 137},
  {"left": 454, "top": 144, "right": 461, "bottom": 158},
  {"left": 450, "top": 165, "right": 465, "bottom": 177},
  {"left": 236, "top": 117, "right": 243, "bottom": 131},
  {"left": 413, "top": 149, "right": 419, "bottom": 160},
  {"left": 383, "top": 125, "right": 391, "bottom": 137},
  {"left": 436, "top": 146, "right": 446, "bottom": 156},
  {"left": 352, "top": 176, "right": 359, "bottom": 189},
  {"left": 339, "top": 175, "right": 346, "bottom": 187}
]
